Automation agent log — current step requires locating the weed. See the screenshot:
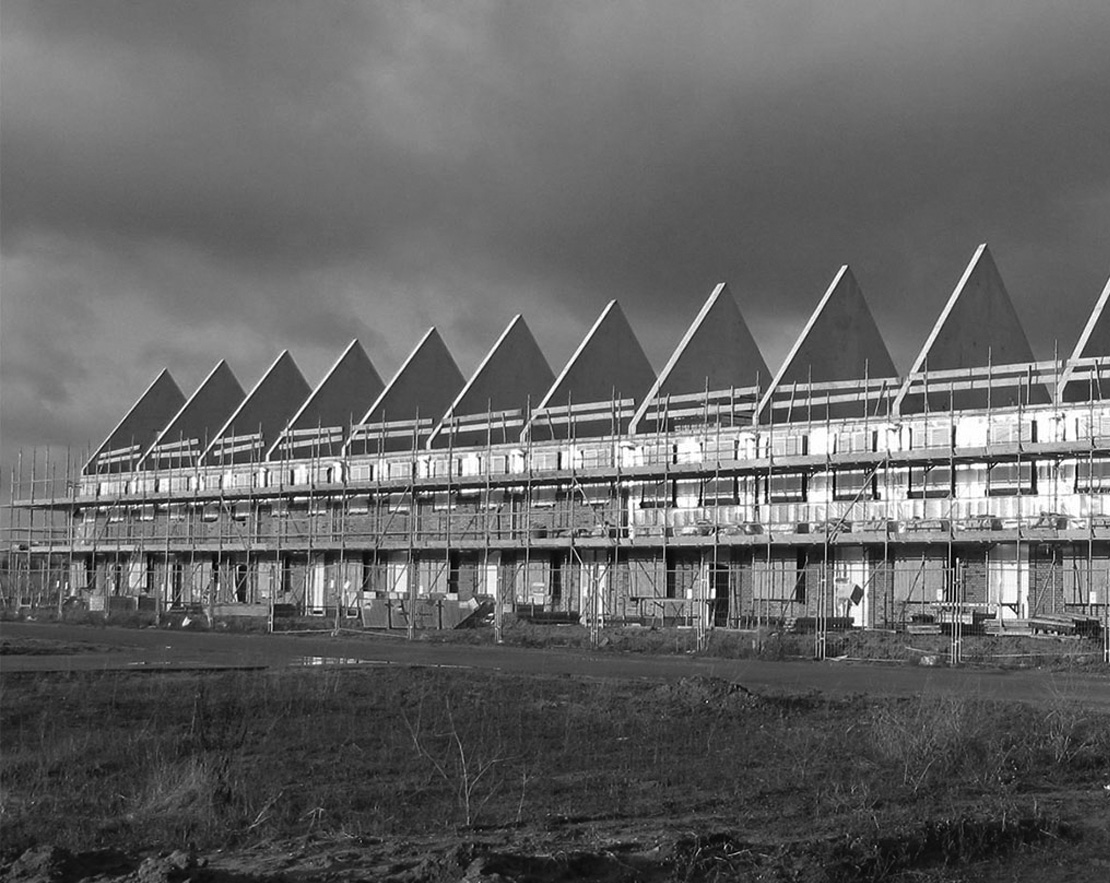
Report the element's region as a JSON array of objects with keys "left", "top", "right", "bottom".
[
  {"left": 1, "top": 665, "right": 1107, "bottom": 865},
  {"left": 403, "top": 695, "right": 511, "bottom": 828}
]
